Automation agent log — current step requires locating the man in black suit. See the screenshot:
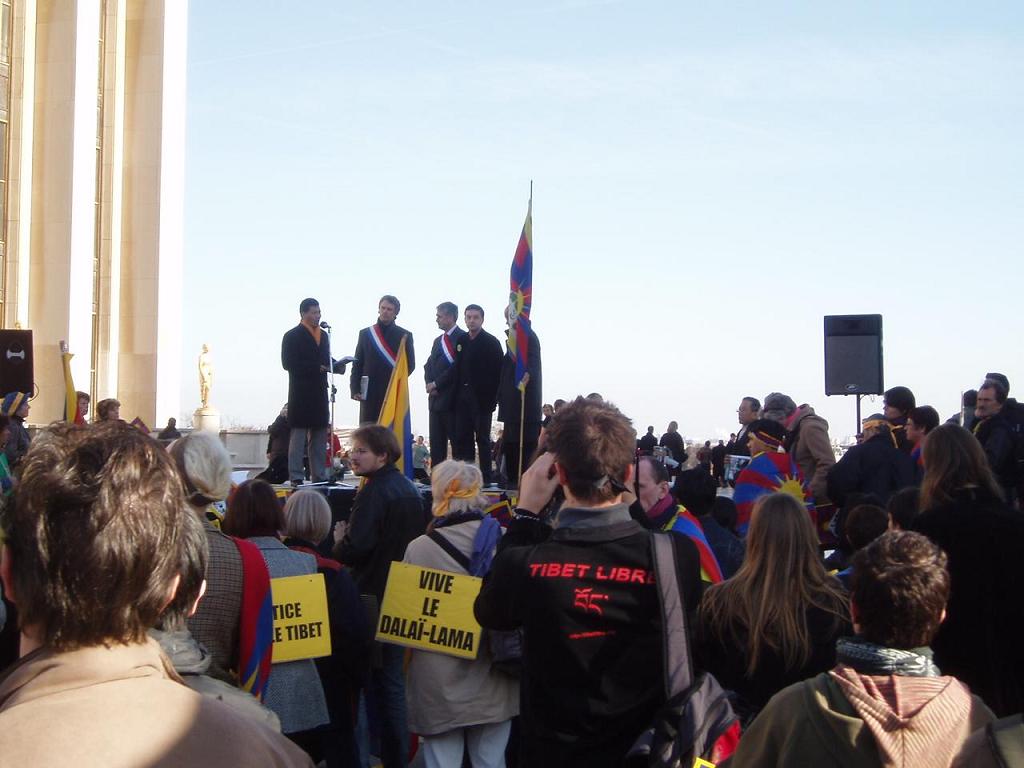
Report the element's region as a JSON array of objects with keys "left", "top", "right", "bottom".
[
  {"left": 733, "top": 396, "right": 761, "bottom": 457},
  {"left": 350, "top": 295, "right": 416, "bottom": 424},
  {"left": 423, "top": 301, "right": 467, "bottom": 468},
  {"left": 638, "top": 426, "right": 658, "bottom": 453},
  {"left": 659, "top": 421, "right": 686, "bottom": 475},
  {"left": 452, "top": 304, "right": 504, "bottom": 484},
  {"left": 281, "top": 298, "right": 332, "bottom": 483}
]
